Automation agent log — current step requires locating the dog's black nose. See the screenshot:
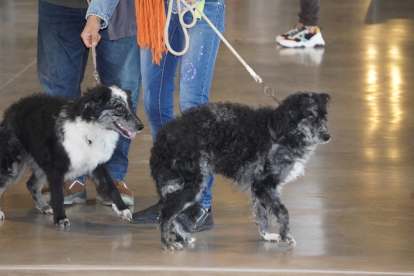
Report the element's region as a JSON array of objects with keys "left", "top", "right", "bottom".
[
  {"left": 322, "top": 134, "right": 331, "bottom": 141},
  {"left": 137, "top": 124, "right": 144, "bottom": 131}
]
